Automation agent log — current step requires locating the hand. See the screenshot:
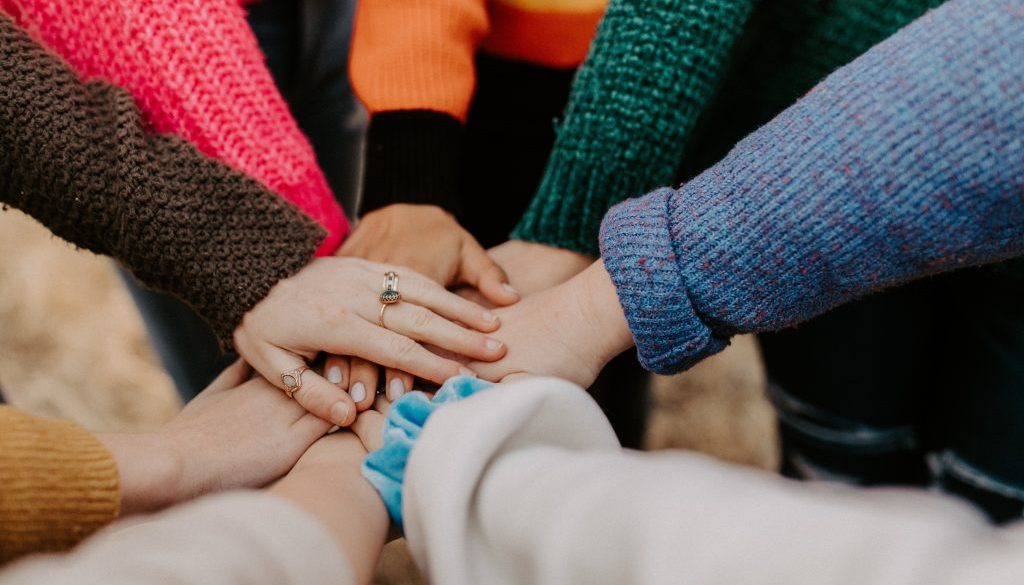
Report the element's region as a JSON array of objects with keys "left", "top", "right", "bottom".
[
  {"left": 271, "top": 431, "right": 388, "bottom": 584},
  {"left": 336, "top": 204, "right": 519, "bottom": 403},
  {"left": 339, "top": 204, "right": 520, "bottom": 305},
  {"left": 98, "top": 361, "right": 332, "bottom": 515},
  {"left": 467, "top": 261, "right": 634, "bottom": 388},
  {"left": 233, "top": 257, "right": 505, "bottom": 426},
  {"left": 488, "top": 240, "right": 595, "bottom": 297}
]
